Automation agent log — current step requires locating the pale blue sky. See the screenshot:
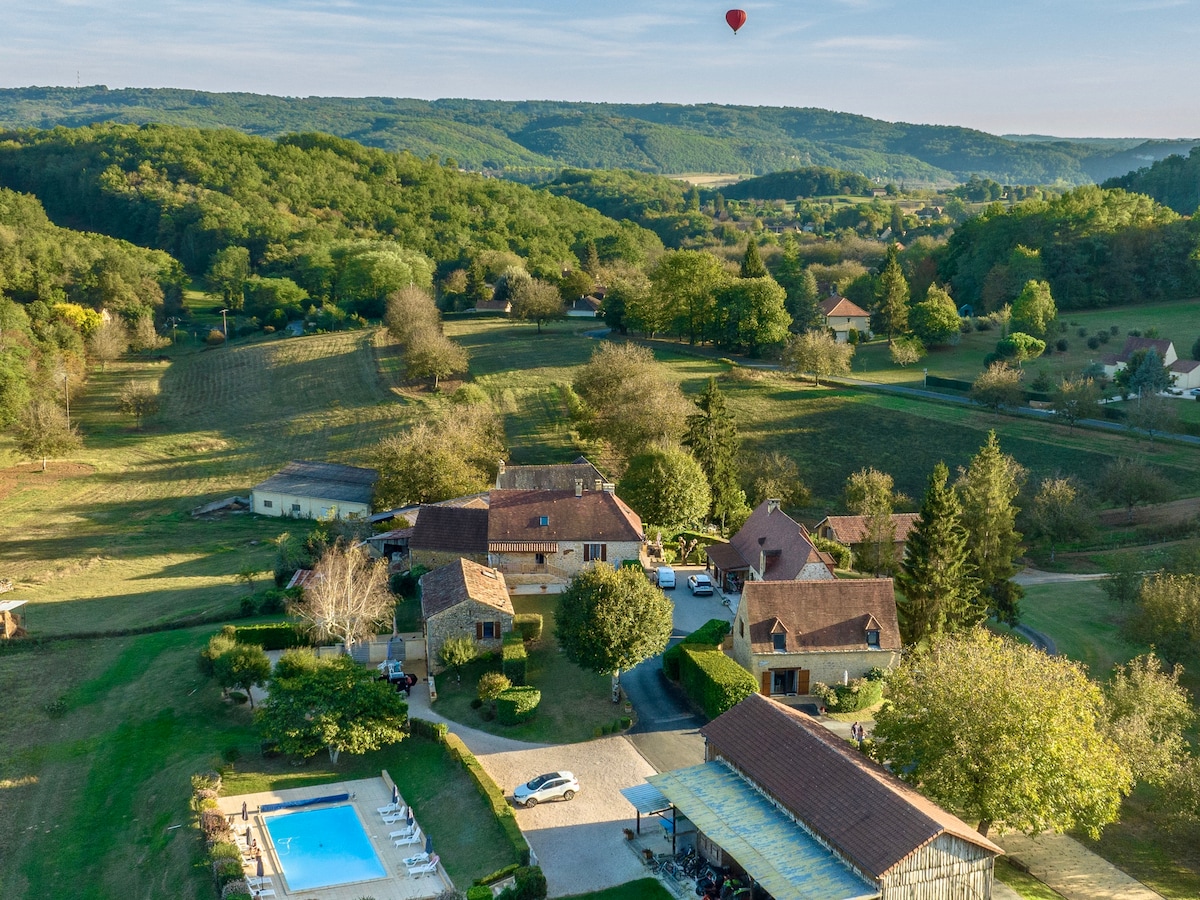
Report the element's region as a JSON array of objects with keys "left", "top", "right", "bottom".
[{"left": 4, "top": 0, "right": 1197, "bottom": 137}]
